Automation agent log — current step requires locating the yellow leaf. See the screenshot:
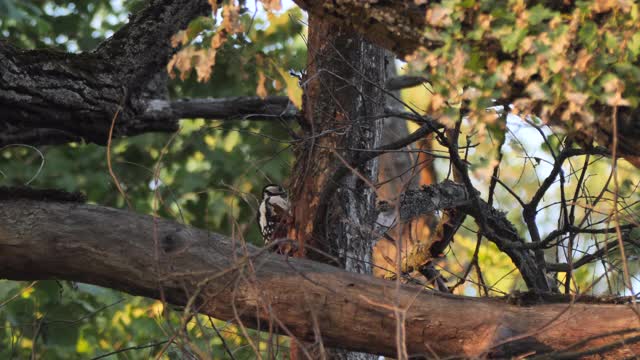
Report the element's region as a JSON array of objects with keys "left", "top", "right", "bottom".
[
  {"left": 275, "top": 67, "right": 302, "bottom": 108},
  {"left": 222, "top": 4, "right": 243, "bottom": 34},
  {"left": 76, "top": 338, "right": 91, "bottom": 354},
  {"left": 210, "top": 32, "right": 227, "bottom": 49},
  {"left": 426, "top": 5, "right": 452, "bottom": 27},
  {"left": 170, "top": 30, "right": 187, "bottom": 48},
  {"left": 261, "top": 0, "right": 282, "bottom": 11}
]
